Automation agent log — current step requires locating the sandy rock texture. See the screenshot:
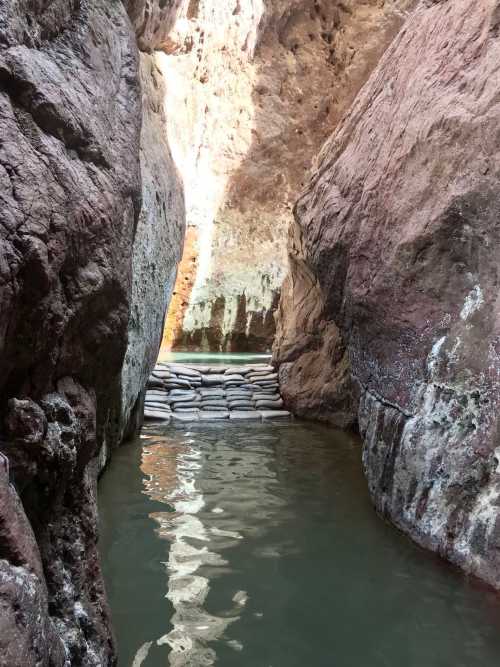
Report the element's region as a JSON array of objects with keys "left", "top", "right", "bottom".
[
  {"left": 275, "top": 0, "right": 500, "bottom": 587},
  {"left": 160, "top": 0, "right": 412, "bottom": 352},
  {"left": 0, "top": 1, "right": 184, "bottom": 664}
]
